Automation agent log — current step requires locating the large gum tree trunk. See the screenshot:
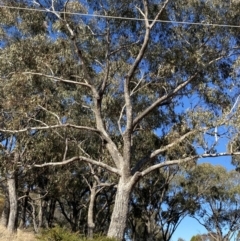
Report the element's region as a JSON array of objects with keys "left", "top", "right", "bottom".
[{"left": 107, "top": 177, "right": 132, "bottom": 241}]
